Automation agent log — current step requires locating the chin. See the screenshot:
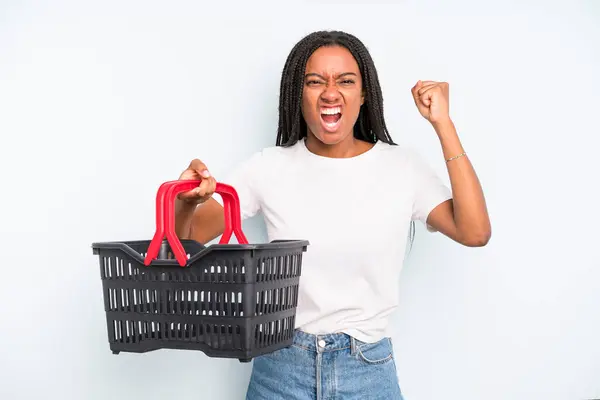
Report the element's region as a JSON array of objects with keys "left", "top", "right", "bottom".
[
  {"left": 316, "top": 135, "right": 343, "bottom": 145},
  {"left": 312, "top": 130, "right": 349, "bottom": 145}
]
